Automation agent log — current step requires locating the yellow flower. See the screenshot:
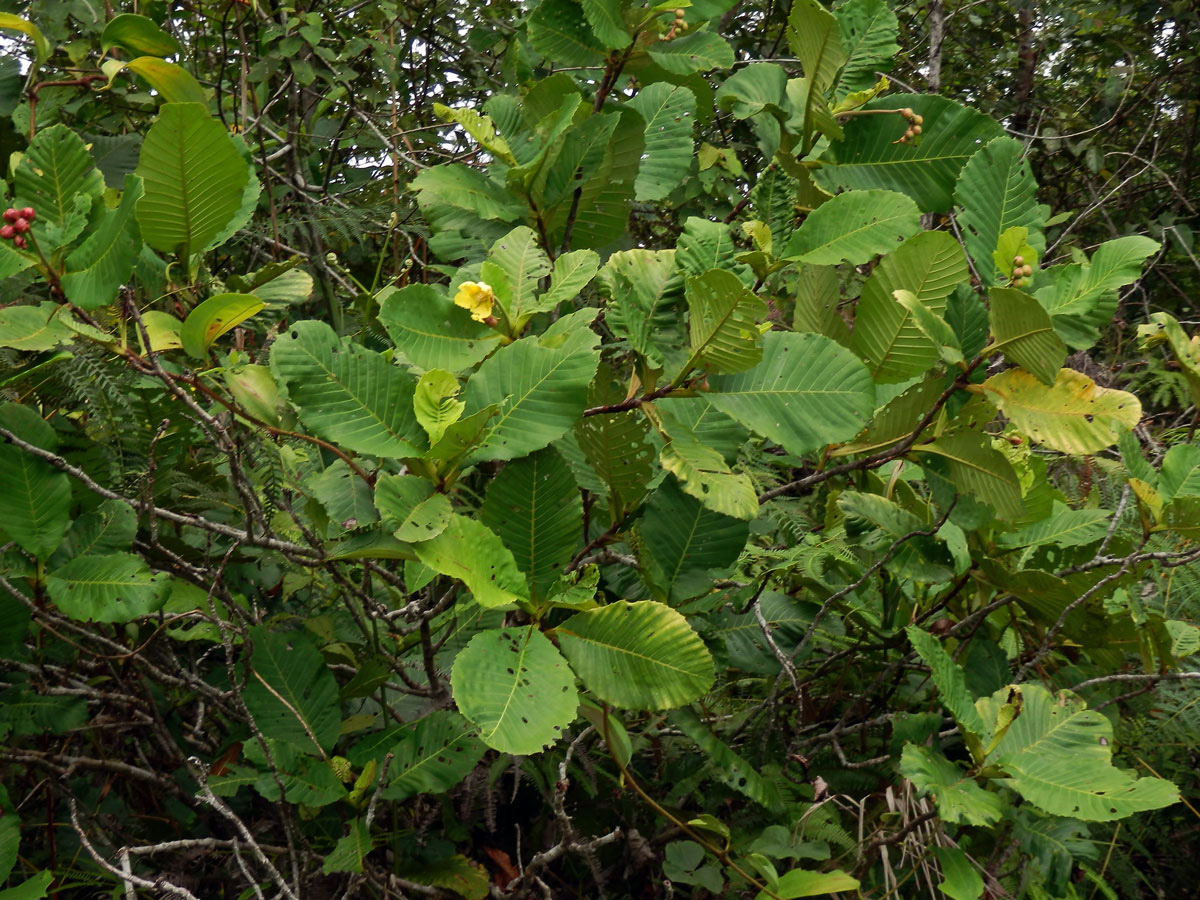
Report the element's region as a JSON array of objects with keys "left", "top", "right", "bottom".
[{"left": 453, "top": 280, "right": 495, "bottom": 322}]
